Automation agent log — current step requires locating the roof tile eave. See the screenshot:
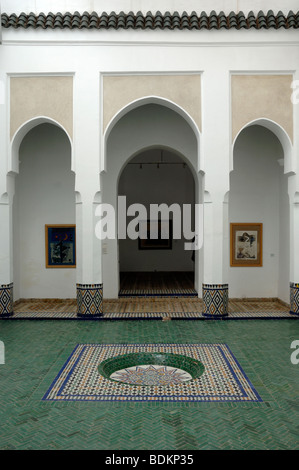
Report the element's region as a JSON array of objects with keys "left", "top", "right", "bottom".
[{"left": 1, "top": 10, "right": 299, "bottom": 31}]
